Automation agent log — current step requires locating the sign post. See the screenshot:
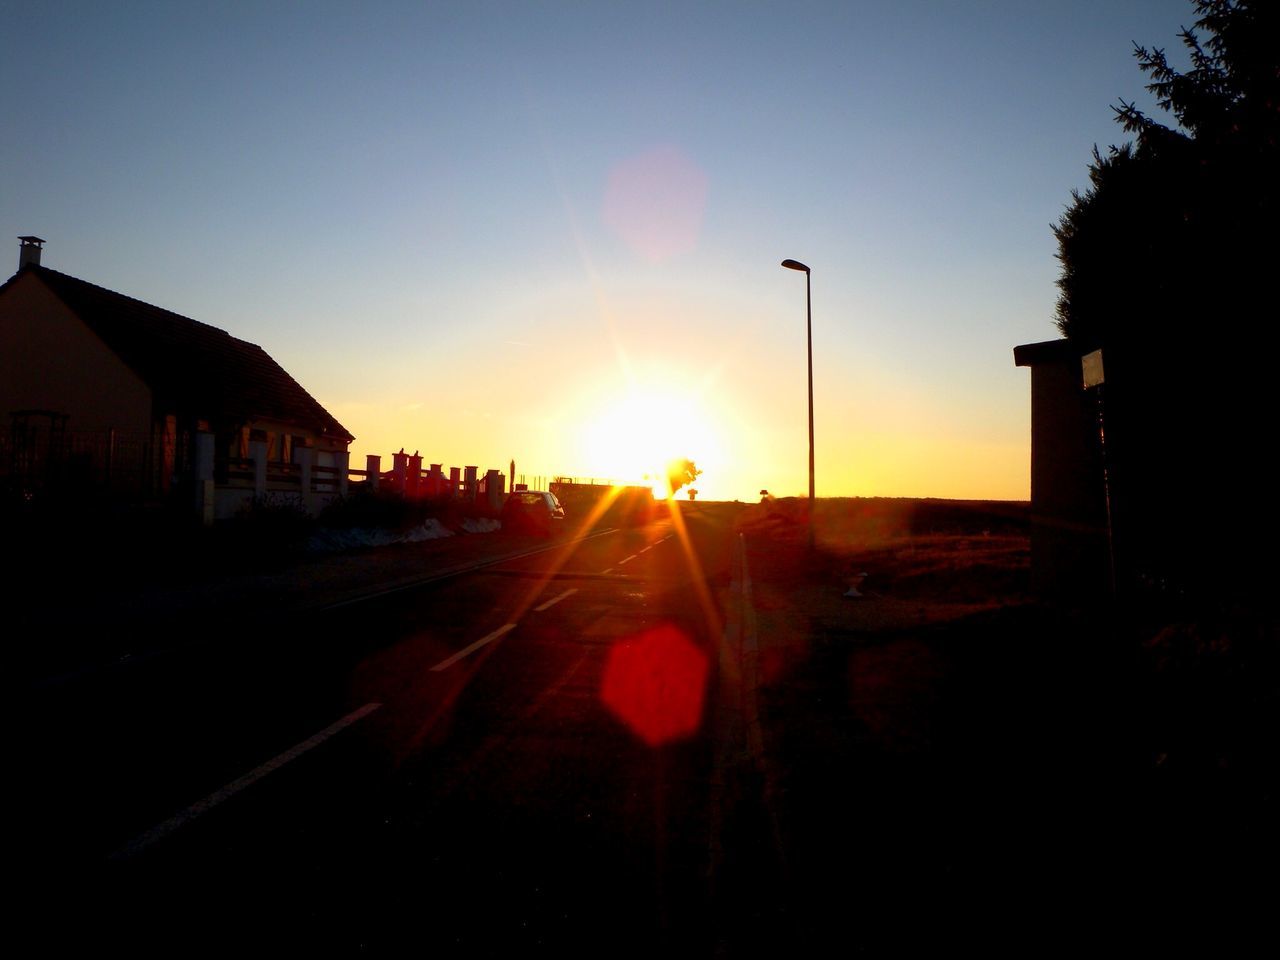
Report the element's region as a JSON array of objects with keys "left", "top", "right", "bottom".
[{"left": 1082, "top": 349, "right": 1116, "bottom": 599}]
